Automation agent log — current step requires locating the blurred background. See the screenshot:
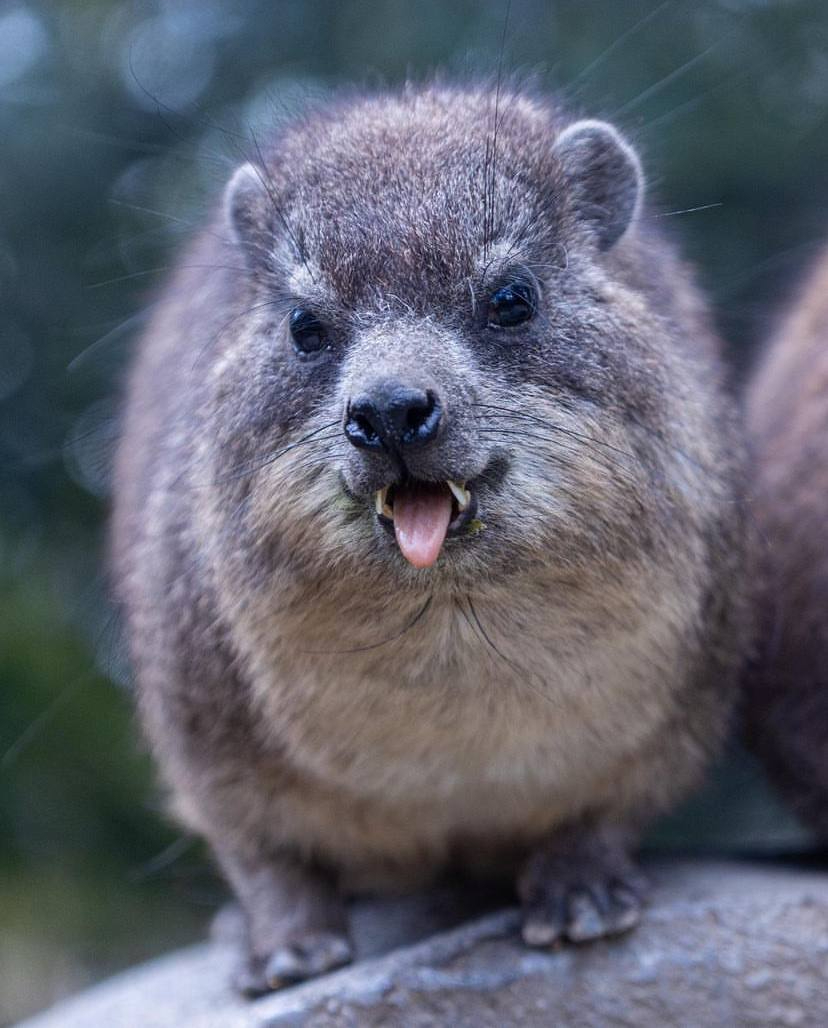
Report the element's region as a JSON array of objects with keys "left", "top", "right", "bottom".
[{"left": 2, "top": 0, "right": 827, "bottom": 1021}]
